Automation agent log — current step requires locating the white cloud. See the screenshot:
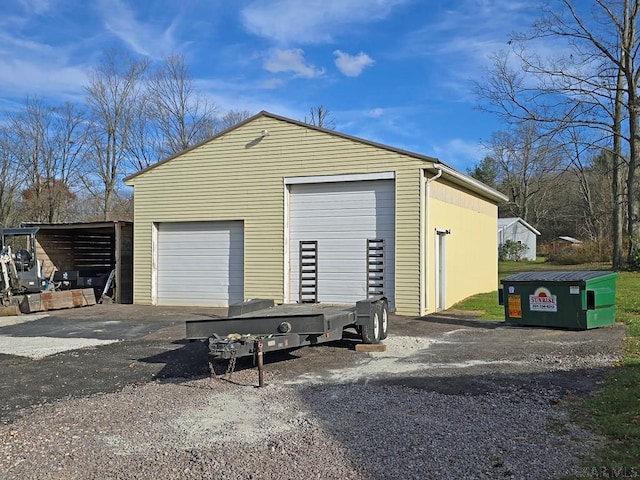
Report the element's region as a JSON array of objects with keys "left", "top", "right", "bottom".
[
  {"left": 264, "top": 48, "right": 325, "bottom": 78},
  {"left": 385, "top": 0, "right": 551, "bottom": 106},
  {"left": 0, "top": 27, "right": 88, "bottom": 102},
  {"left": 241, "top": 0, "right": 408, "bottom": 45},
  {"left": 194, "top": 76, "right": 302, "bottom": 121},
  {"left": 0, "top": 57, "right": 88, "bottom": 102},
  {"left": 333, "top": 50, "right": 374, "bottom": 77},
  {"left": 0, "top": 30, "right": 54, "bottom": 57},
  {"left": 261, "top": 78, "right": 285, "bottom": 89},
  {"left": 97, "top": 0, "right": 183, "bottom": 59},
  {"left": 18, "top": 0, "right": 52, "bottom": 15},
  {"left": 430, "top": 138, "right": 489, "bottom": 170},
  {"left": 334, "top": 105, "right": 424, "bottom": 149}
]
